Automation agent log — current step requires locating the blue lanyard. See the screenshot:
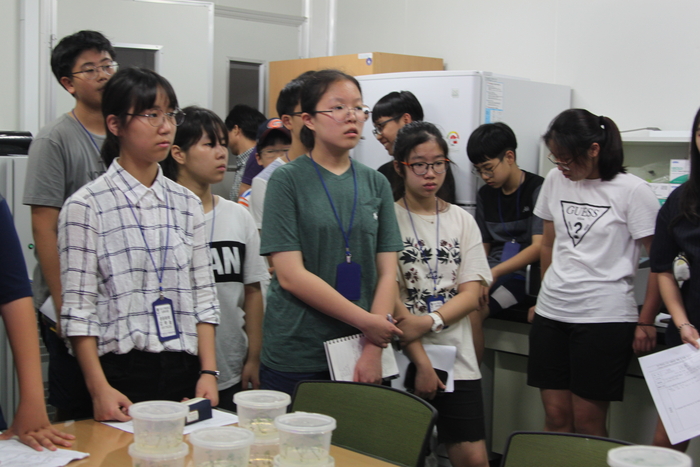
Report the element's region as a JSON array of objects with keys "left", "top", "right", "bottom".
[
  {"left": 497, "top": 172, "right": 524, "bottom": 240},
  {"left": 117, "top": 170, "right": 171, "bottom": 298},
  {"left": 71, "top": 109, "right": 102, "bottom": 156},
  {"left": 309, "top": 152, "right": 358, "bottom": 262},
  {"left": 404, "top": 197, "right": 440, "bottom": 296}
]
